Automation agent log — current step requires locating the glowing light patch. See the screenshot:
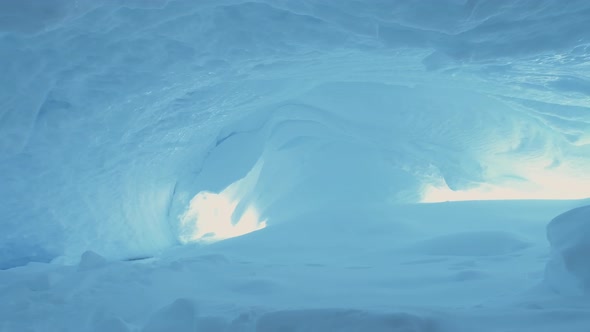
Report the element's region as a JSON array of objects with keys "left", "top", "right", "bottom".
[
  {"left": 421, "top": 164, "right": 590, "bottom": 202},
  {"left": 178, "top": 161, "right": 266, "bottom": 243}
]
